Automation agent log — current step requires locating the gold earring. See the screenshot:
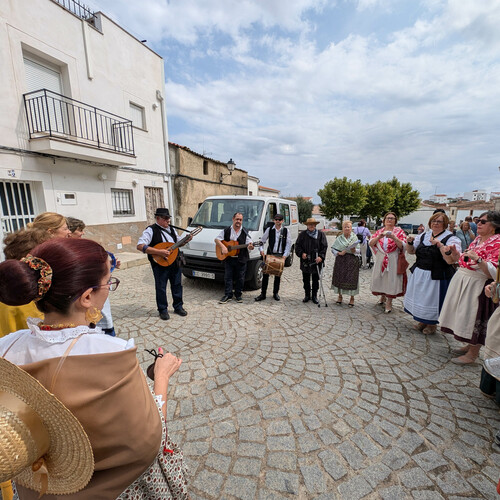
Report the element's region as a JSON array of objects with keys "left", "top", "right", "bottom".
[{"left": 85, "top": 307, "right": 103, "bottom": 327}]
